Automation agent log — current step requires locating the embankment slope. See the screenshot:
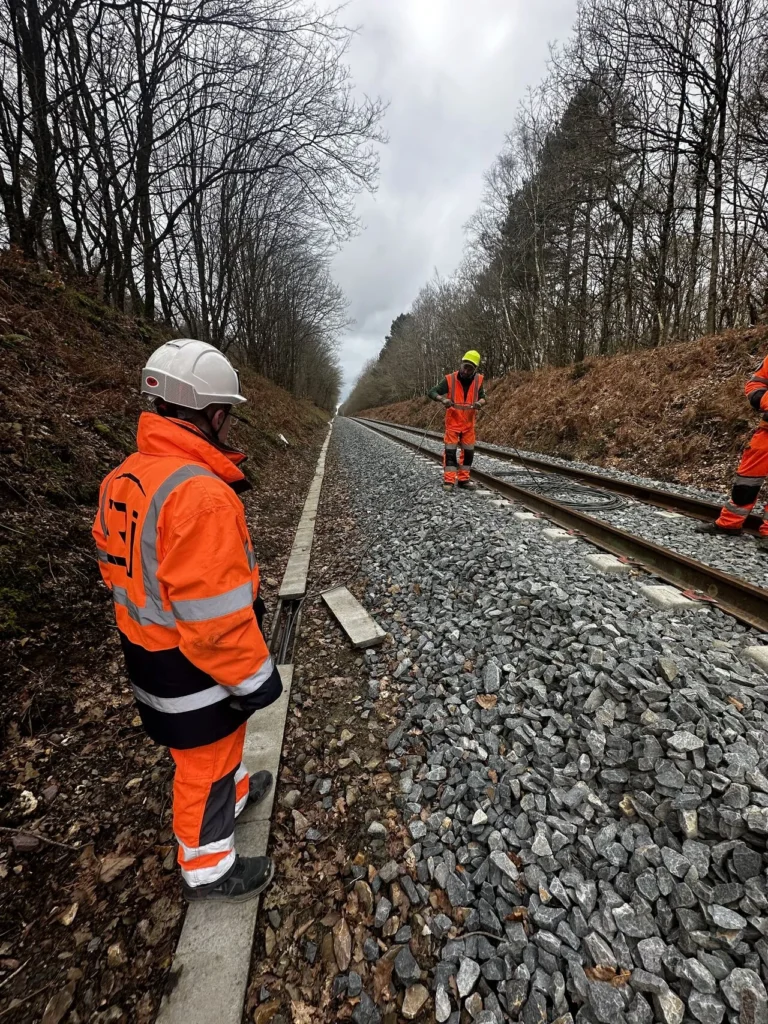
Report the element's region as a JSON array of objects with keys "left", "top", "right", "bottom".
[{"left": 359, "top": 325, "right": 768, "bottom": 493}]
